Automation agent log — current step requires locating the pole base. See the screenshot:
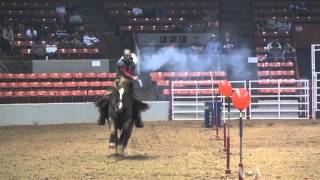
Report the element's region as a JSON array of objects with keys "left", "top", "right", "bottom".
[
  {"left": 225, "top": 169, "right": 231, "bottom": 174},
  {"left": 239, "top": 163, "right": 244, "bottom": 180}
]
